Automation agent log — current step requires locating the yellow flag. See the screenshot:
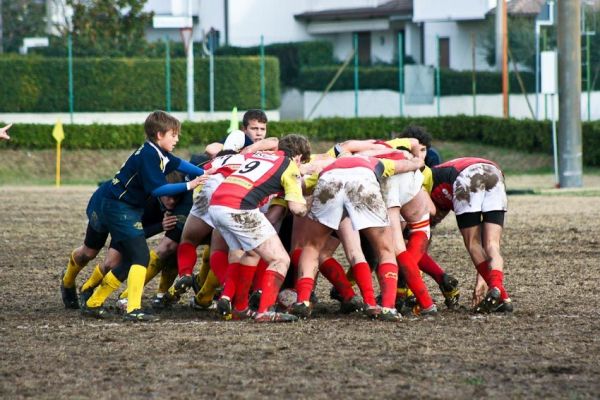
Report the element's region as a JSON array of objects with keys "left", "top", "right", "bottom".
[
  {"left": 52, "top": 119, "right": 65, "bottom": 143},
  {"left": 227, "top": 106, "right": 238, "bottom": 133}
]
